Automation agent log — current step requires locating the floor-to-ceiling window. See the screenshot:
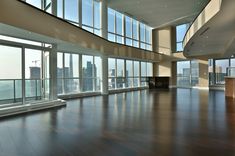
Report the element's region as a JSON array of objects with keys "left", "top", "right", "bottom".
[
  {"left": 94, "top": 56, "right": 101, "bottom": 91},
  {"left": 23, "top": 0, "right": 153, "bottom": 51},
  {"left": 0, "top": 36, "right": 51, "bottom": 105},
  {"left": 64, "top": 0, "right": 79, "bottom": 24},
  {"left": 116, "top": 59, "right": 125, "bottom": 88},
  {"left": 140, "top": 23, "right": 152, "bottom": 50},
  {"left": 108, "top": 8, "right": 124, "bottom": 44},
  {"left": 82, "top": 0, "right": 101, "bottom": 35},
  {"left": 57, "top": 53, "right": 80, "bottom": 94},
  {"left": 209, "top": 58, "right": 235, "bottom": 85},
  {"left": 25, "top": 49, "right": 43, "bottom": 101},
  {"left": 126, "top": 60, "right": 134, "bottom": 87},
  {"left": 108, "top": 8, "right": 152, "bottom": 50},
  {"left": 82, "top": 55, "right": 94, "bottom": 92},
  {"left": 176, "top": 23, "right": 190, "bottom": 52},
  {"left": 108, "top": 58, "right": 152, "bottom": 89},
  {"left": 141, "top": 62, "right": 147, "bottom": 86},
  {"left": 177, "top": 60, "right": 199, "bottom": 87},
  {"left": 57, "top": 53, "right": 101, "bottom": 94},
  {"left": 215, "top": 59, "right": 229, "bottom": 84},
  {"left": 108, "top": 58, "right": 116, "bottom": 89},
  {"left": 133, "top": 61, "right": 140, "bottom": 87},
  {"left": 0, "top": 45, "right": 22, "bottom": 105}
]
